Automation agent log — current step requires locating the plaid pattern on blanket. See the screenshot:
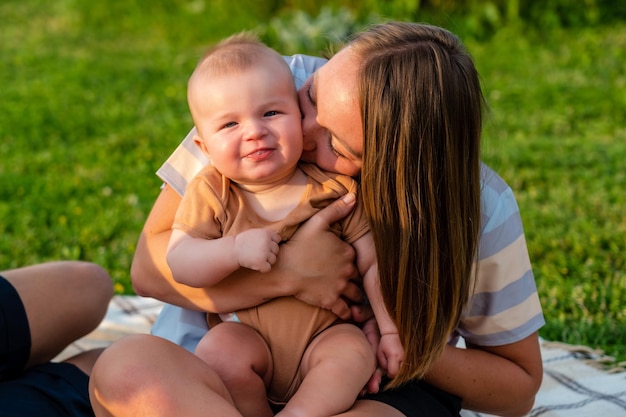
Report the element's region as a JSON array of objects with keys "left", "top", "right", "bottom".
[{"left": 58, "top": 296, "right": 626, "bottom": 416}]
